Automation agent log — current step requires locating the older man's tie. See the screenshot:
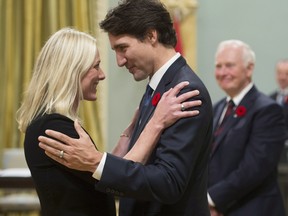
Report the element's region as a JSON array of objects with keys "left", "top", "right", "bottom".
[
  {"left": 211, "top": 100, "right": 235, "bottom": 153},
  {"left": 218, "top": 100, "right": 235, "bottom": 128}
]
